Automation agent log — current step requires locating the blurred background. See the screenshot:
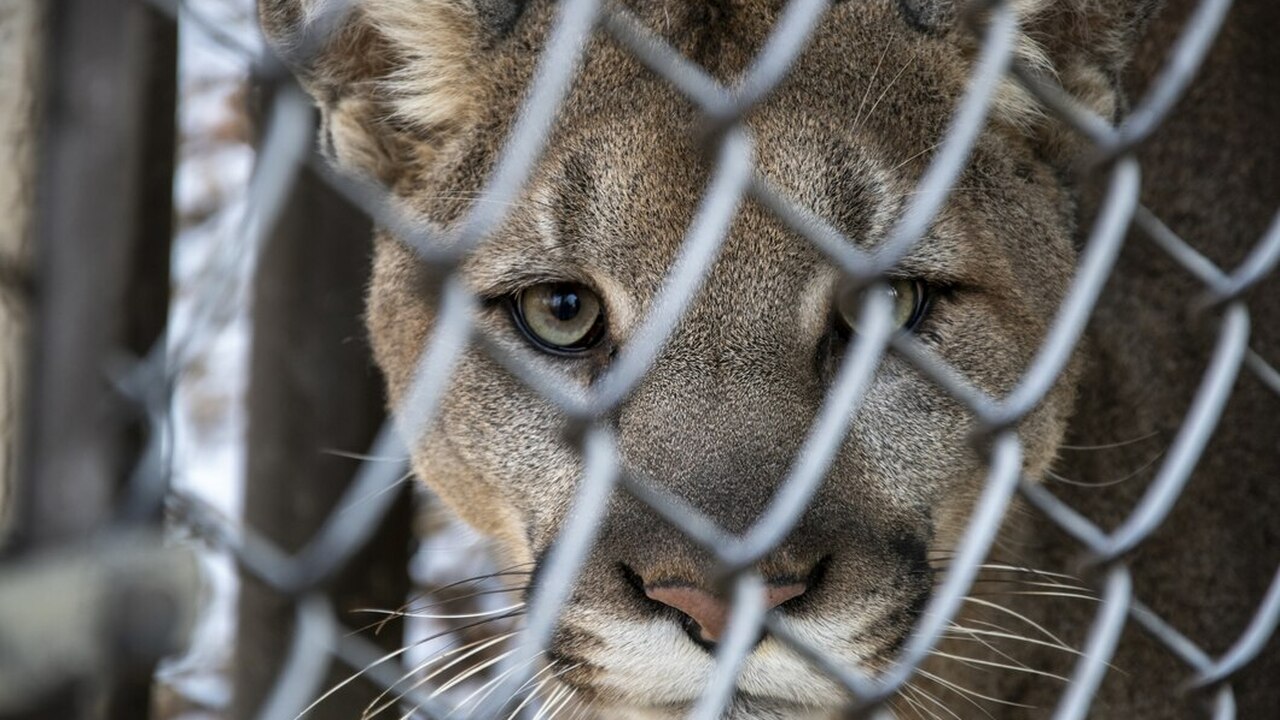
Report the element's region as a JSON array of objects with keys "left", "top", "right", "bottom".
[{"left": 0, "top": 1, "right": 501, "bottom": 718}]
